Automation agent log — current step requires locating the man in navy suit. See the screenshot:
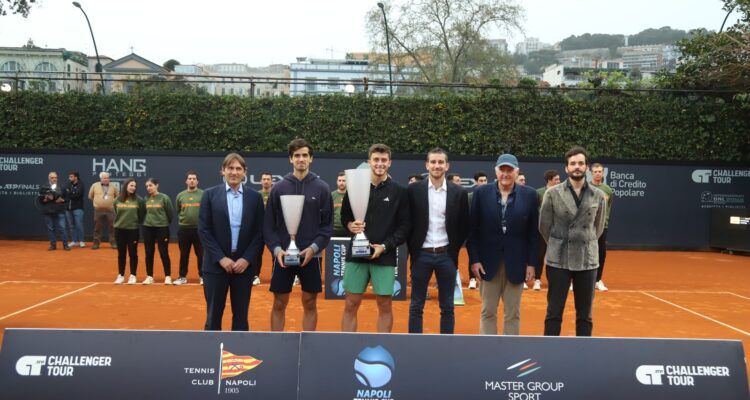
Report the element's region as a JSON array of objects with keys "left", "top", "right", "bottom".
[
  {"left": 467, "top": 153, "right": 539, "bottom": 335},
  {"left": 198, "top": 153, "right": 265, "bottom": 331},
  {"left": 407, "top": 148, "right": 469, "bottom": 334}
]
